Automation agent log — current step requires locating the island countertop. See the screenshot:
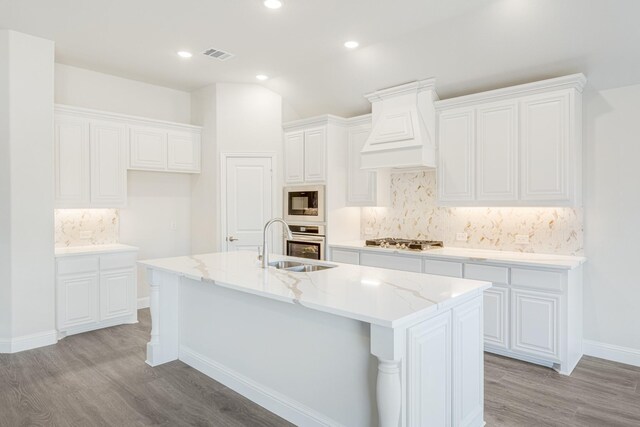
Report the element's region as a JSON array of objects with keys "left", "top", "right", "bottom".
[{"left": 139, "top": 251, "right": 491, "bottom": 328}]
